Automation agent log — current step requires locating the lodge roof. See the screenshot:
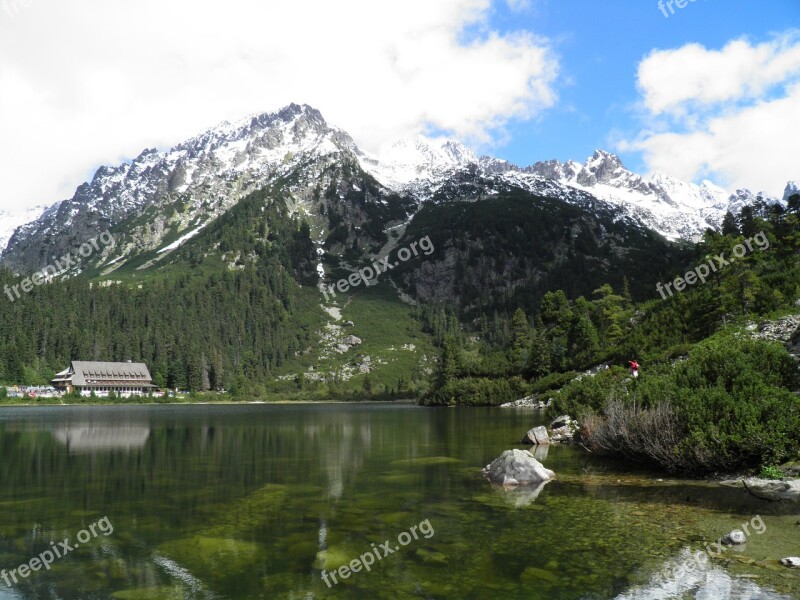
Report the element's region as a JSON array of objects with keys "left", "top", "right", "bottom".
[{"left": 57, "top": 361, "right": 154, "bottom": 387}]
